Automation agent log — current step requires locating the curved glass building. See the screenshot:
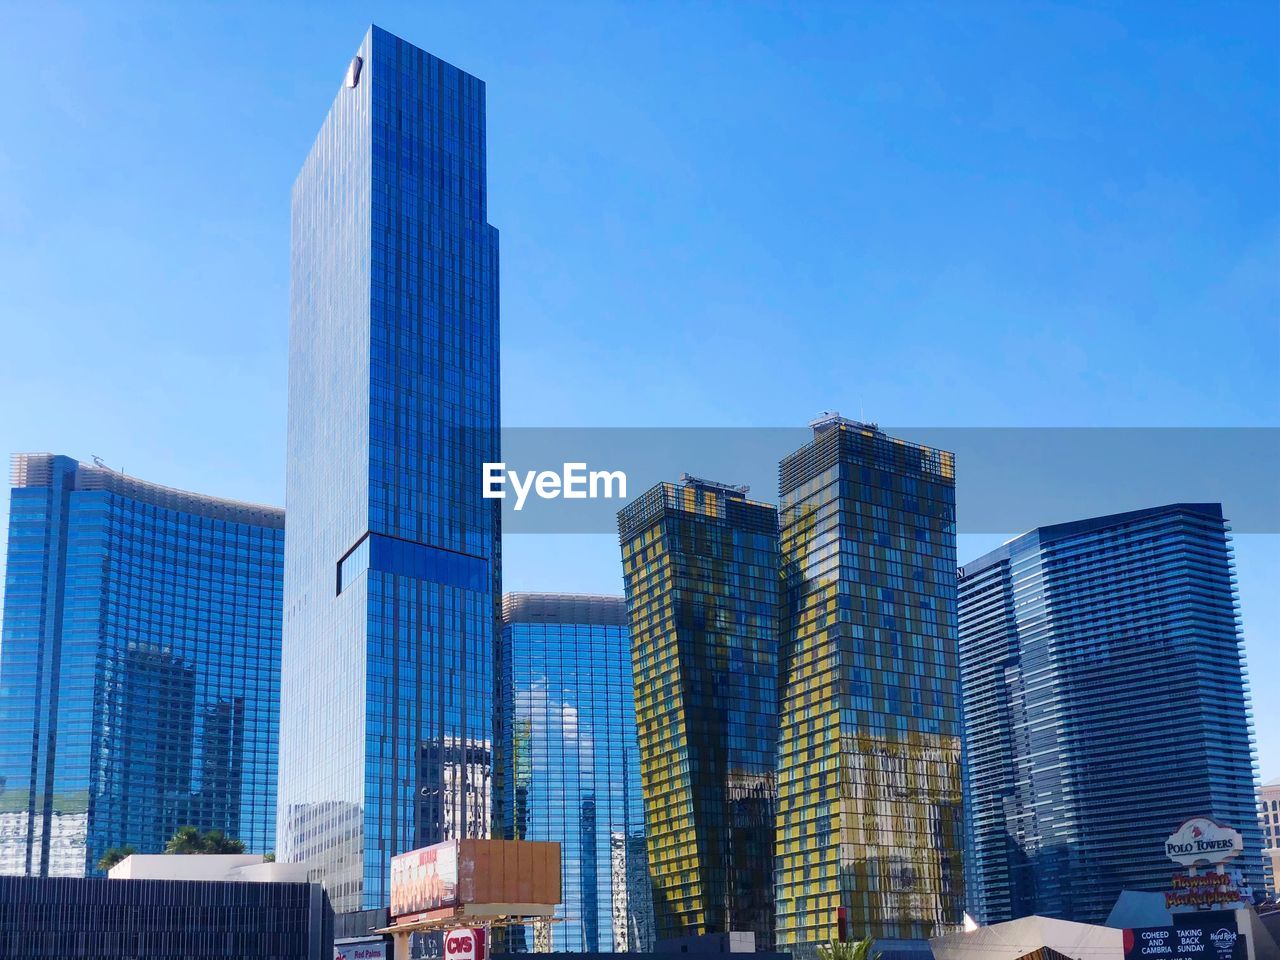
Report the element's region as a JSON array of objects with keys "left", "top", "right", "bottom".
[
  {"left": 0, "top": 453, "right": 284, "bottom": 877},
  {"left": 958, "top": 503, "right": 1262, "bottom": 924},
  {"left": 497, "top": 593, "right": 654, "bottom": 953}
]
